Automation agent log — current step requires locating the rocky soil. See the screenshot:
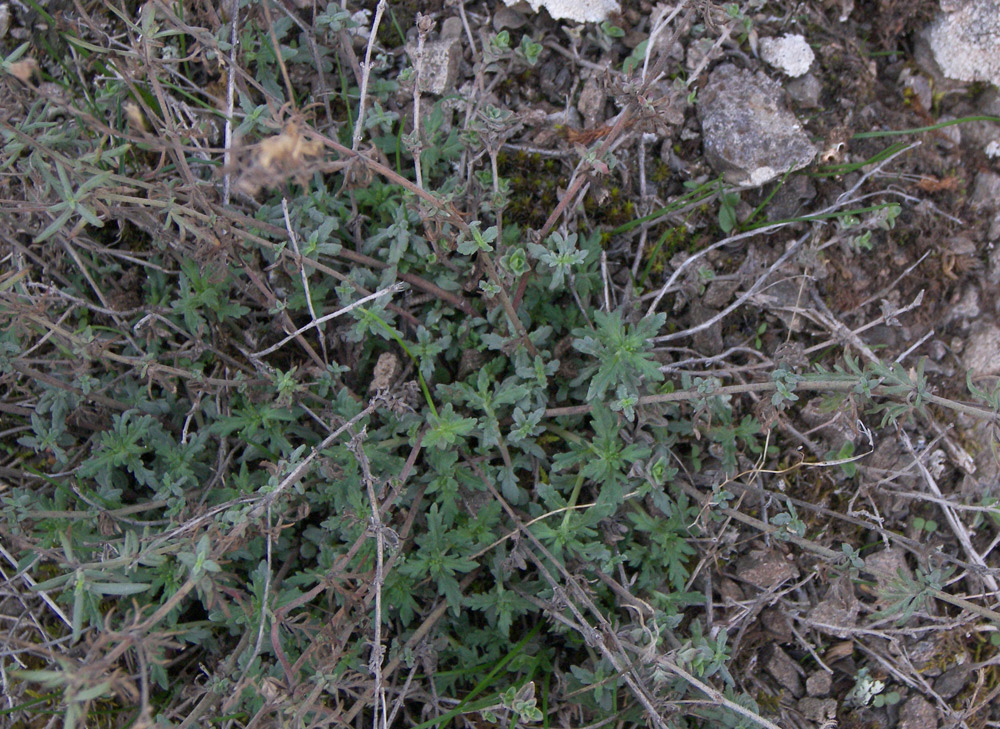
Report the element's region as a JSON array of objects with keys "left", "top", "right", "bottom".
[{"left": 400, "top": 0, "right": 1000, "bottom": 725}]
